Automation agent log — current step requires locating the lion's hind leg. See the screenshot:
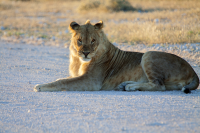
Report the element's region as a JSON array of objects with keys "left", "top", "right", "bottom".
[
  {"left": 125, "top": 81, "right": 166, "bottom": 91},
  {"left": 117, "top": 80, "right": 166, "bottom": 91},
  {"left": 117, "top": 81, "right": 137, "bottom": 91}
]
